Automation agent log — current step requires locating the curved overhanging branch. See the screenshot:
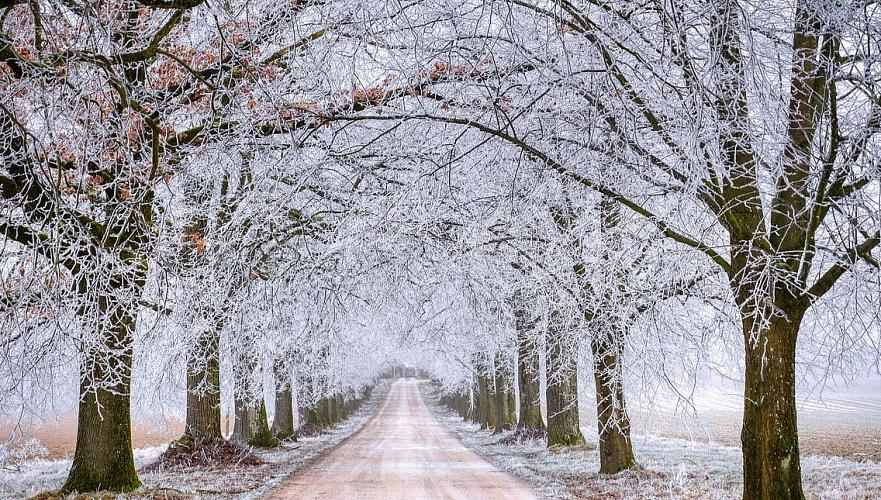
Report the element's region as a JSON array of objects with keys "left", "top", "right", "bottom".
[
  {"left": 335, "top": 112, "right": 732, "bottom": 273},
  {"left": 136, "top": 0, "right": 205, "bottom": 9},
  {"left": 805, "top": 232, "right": 881, "bottom": 304}
]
